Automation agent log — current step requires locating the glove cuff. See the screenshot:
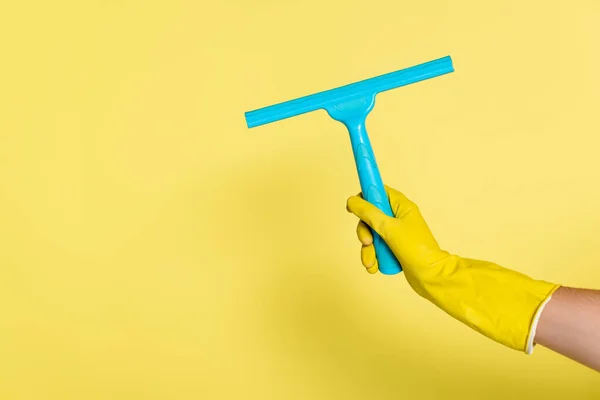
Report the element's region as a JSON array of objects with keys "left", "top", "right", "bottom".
[
  {"left": 525, "top": 285, "right": 561, "bottom": 354},
  {"left": 416, "top": 256, "right": 561, "bottom": 353}
]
